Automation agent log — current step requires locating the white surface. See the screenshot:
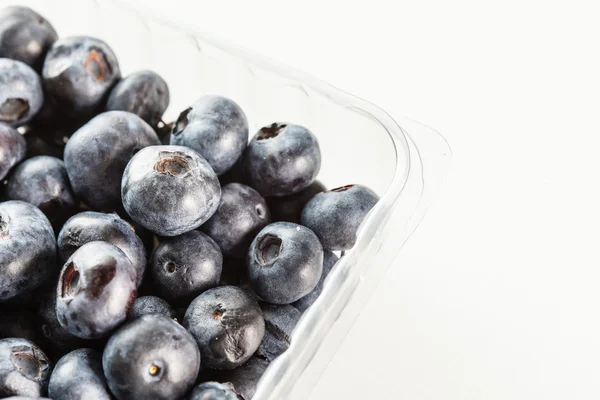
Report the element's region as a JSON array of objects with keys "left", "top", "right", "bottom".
[{"left": 49, "top": 0, "right": 600, "bottom": 398}]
